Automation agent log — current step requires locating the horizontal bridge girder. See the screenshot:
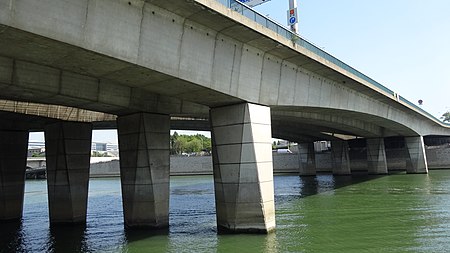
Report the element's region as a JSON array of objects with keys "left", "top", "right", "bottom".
[{"left": 0, "top": 0, "right": 449, "bottom": 138}]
